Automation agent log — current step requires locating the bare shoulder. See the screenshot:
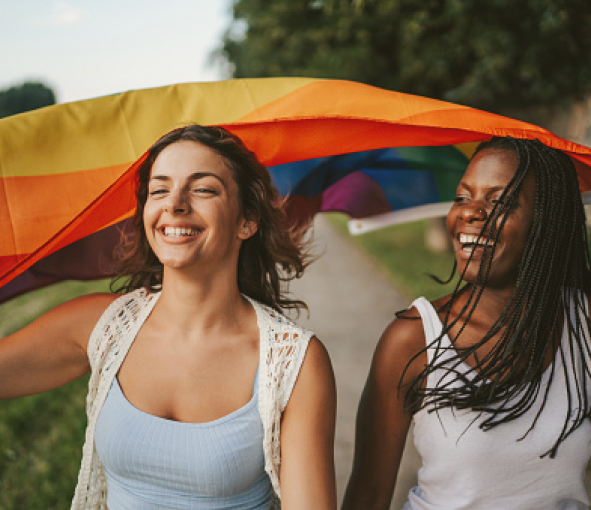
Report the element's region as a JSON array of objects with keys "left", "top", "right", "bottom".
[
  {"left": 304, "top": 336, "right": 332, "bottom": 368},
  {"left": 298, "top": 336, "right": 335, "bottom": 388},
  {"left": 377, "top": 305, "right": 426, "bottom": 362},
  {"left": 372, "top": 305, "right": 427, "bottom": 386},
  {"left": 286, "top": 335, "right": 336, "bottom": 412}
]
